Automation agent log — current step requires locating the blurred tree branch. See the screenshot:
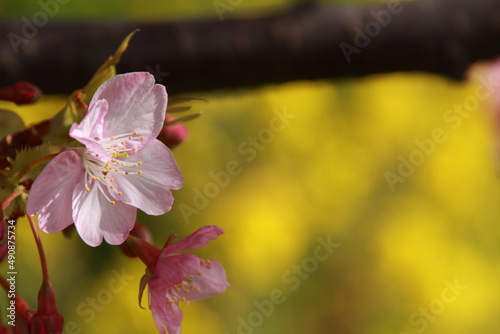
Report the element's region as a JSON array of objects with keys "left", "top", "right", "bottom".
[{"left": 0, "top": 0, "right": 500, "bottom": 95}]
